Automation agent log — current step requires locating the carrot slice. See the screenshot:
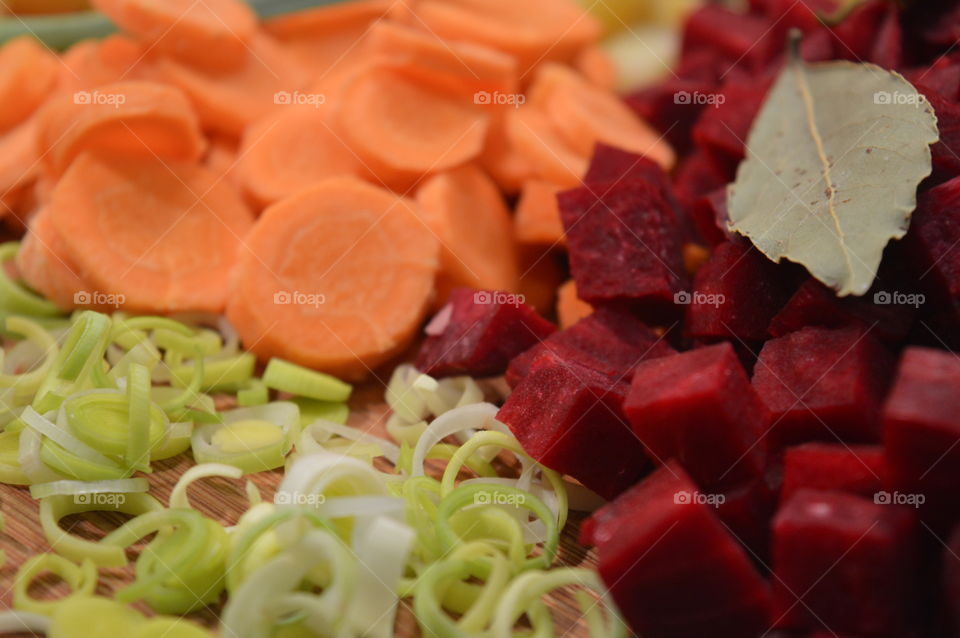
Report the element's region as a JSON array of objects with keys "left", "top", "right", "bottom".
[
  {"left": 506, "top": 106, "right": 587, "bottom": 188},
  {"left": 0, "top": 118, "right": 42, "bottom": 213},
  {"left": 203, "top": 135, "right": 240, "bottom": 186},
  {"left": 91, "top": 0, "right": 257, "bottom": 72},
  {"left": 556, "top": 279, "right": 592, "bottom": 329},
  {"left": 517, "top": 246, "right": 565, "bottom": 315},
  {"left": 156, "top": 35, "right": 311, "bottom": 137},
  {"left": 46, "top": 153, "right": 255, "bottom": 314},
  {"left": 57, "top": 36, "right": 155, "bottom": 94},
  {"left": 335, "top": 66, "right": 490, "bottom": 189},
  {"left": 236, "top": 106, "right": 367, "bottom": 209},
  {"left": 265, "top": 0, "right": 390, "bottom": 74},
  {"left": 16, "top": 209, "right": 91, "bottom": 310},
  {"left": 226, "top": 176, "right": 439, "bottom": 380},
  {"left": 0, "top": 36, "right": 59, "bottom": 133},
  {"left": 478, "top": 113, "right": 535, "bottom": 195},
  {"left": 575, "top": 44, "right": 617, "bottom": 90},
  {"left": 415, "top": 164, "right": 518, "bottom": 303},
  {"left": 36, "top": 81, "right": 206, "bottom": 177},
  {"left": 364, "top": 20, "right": 518, "bottom": 97},
  {"left": 536, "top": 64, "right": 675, "bottom": 169},
  {"left": 414, "top": 0, "right": 601, "bottom": 75},
  {"left": 514, "top": 180, "right": 565, "bottom": 246}
]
